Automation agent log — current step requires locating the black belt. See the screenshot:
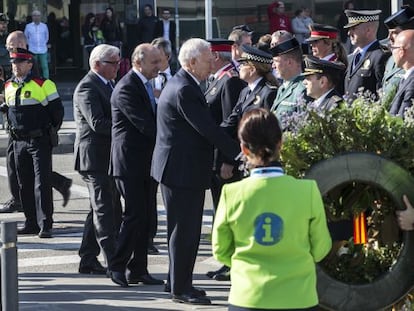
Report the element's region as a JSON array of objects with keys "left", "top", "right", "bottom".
[{"left": 10, "top": 128, "right": 45, "bottom": 140}]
